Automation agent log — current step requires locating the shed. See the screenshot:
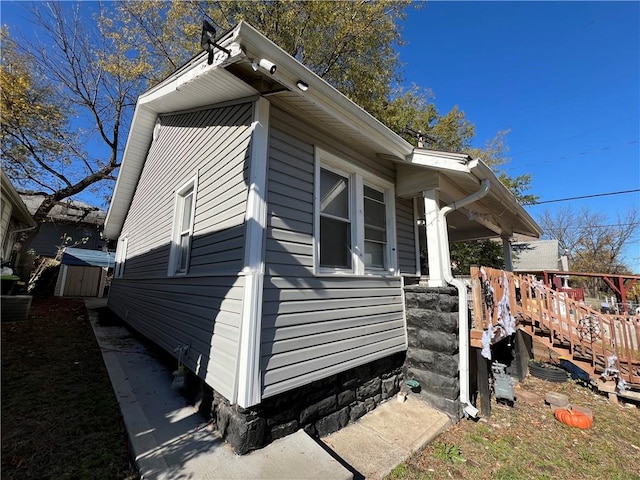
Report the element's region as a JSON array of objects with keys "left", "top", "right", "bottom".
[{"left": 54, "top": 247, "right": 115, "bottom": 297}]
